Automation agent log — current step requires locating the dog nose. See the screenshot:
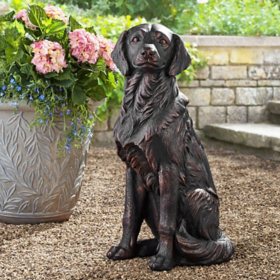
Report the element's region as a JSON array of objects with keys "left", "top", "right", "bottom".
[{"left": 141, "top": 44, "right": 157, "bottom": 57}]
